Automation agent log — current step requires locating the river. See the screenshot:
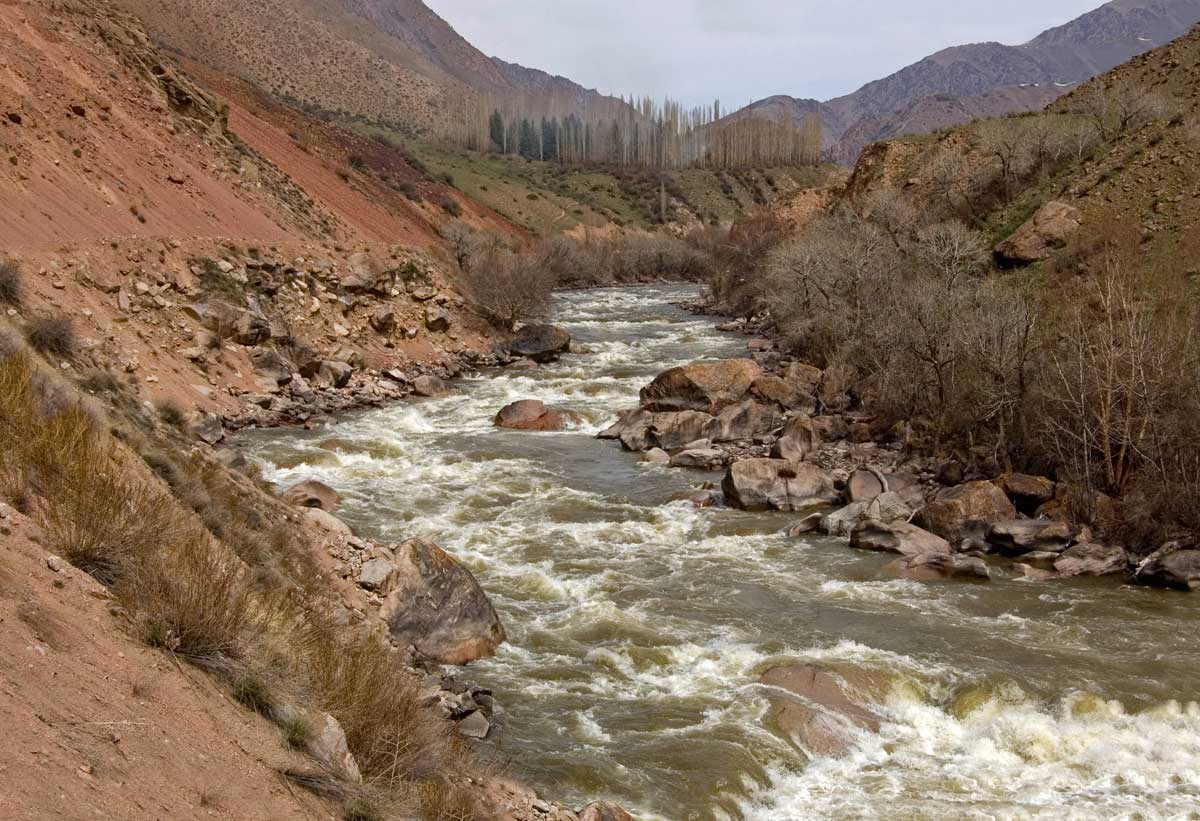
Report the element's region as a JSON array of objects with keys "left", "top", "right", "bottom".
[{"left": 239, "top": 285, "right": 1200, "bottom": 820}]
